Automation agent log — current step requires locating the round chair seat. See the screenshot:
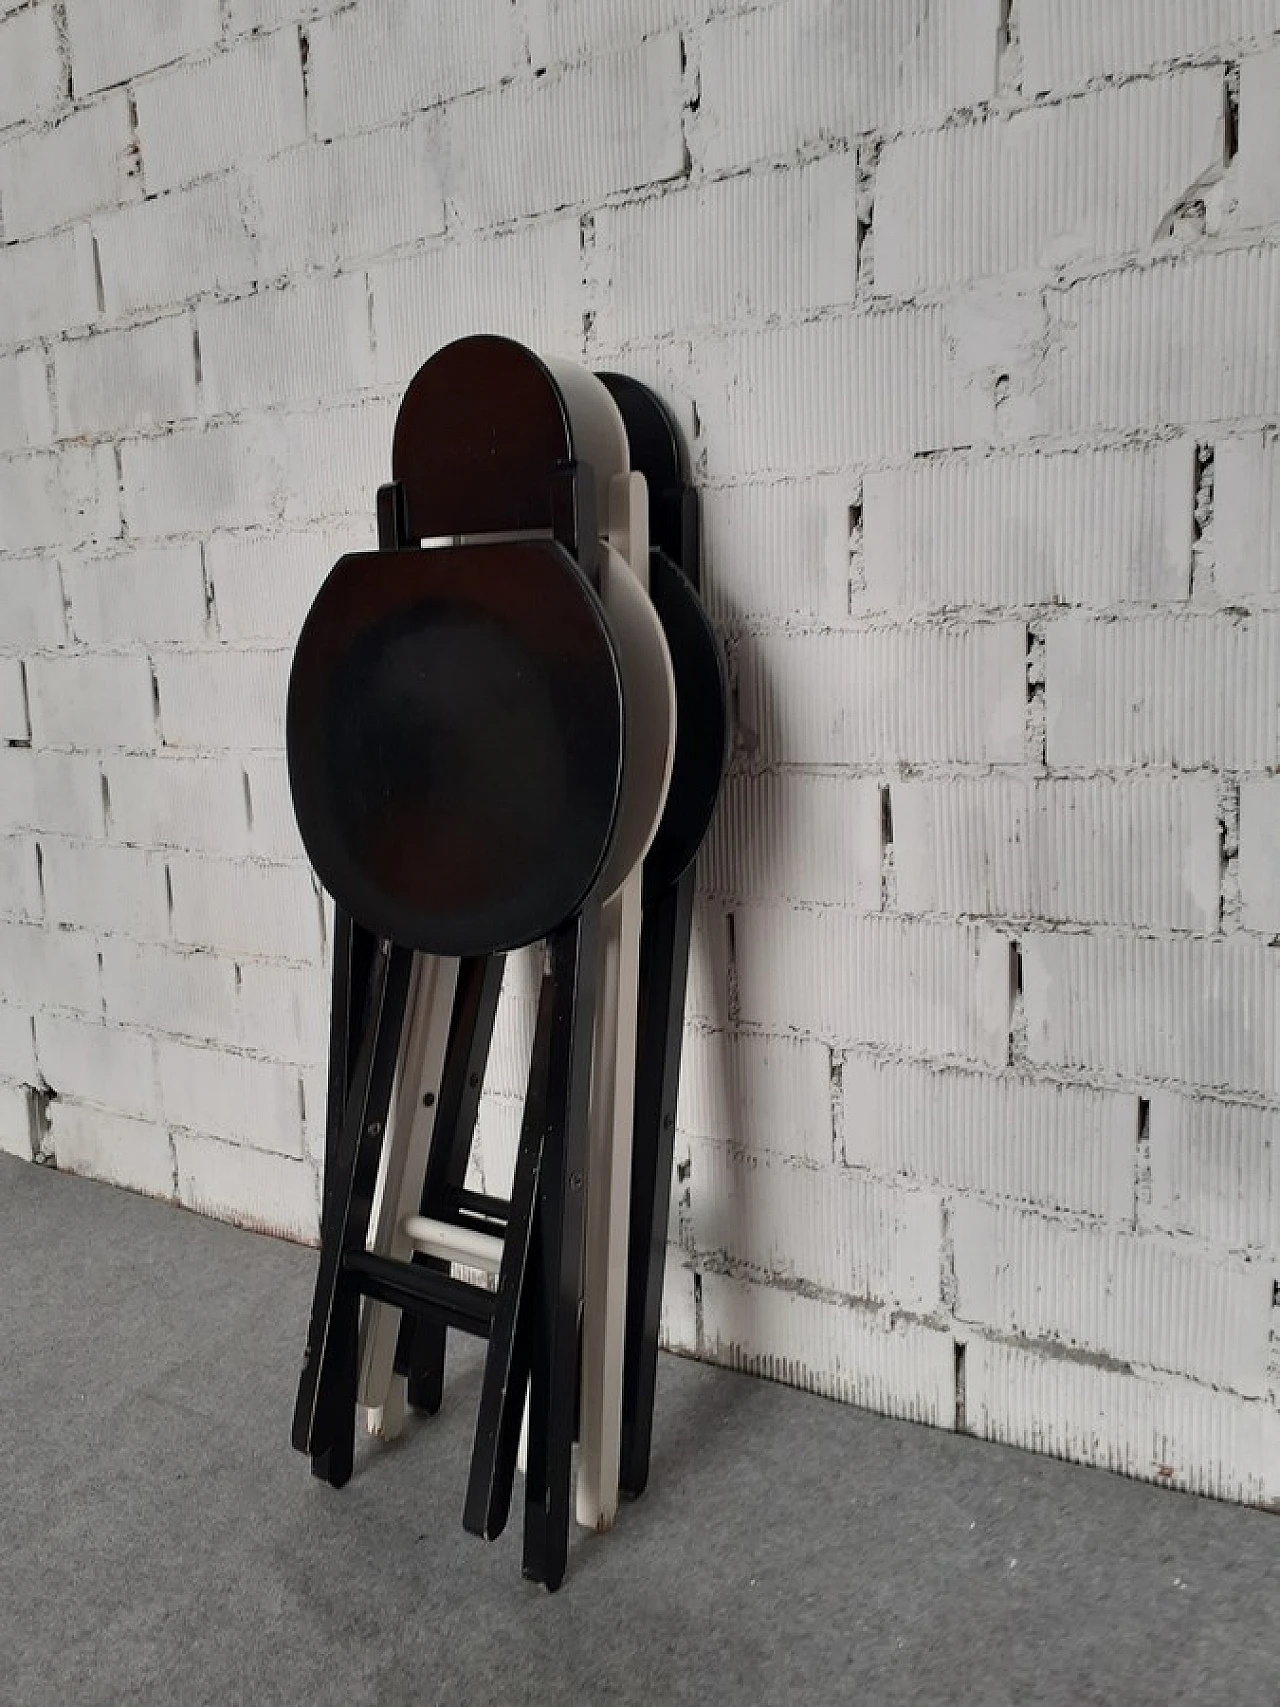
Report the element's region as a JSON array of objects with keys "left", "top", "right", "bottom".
[{"left": 287, "top": 541, "right": 624, "bottom": 956}]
